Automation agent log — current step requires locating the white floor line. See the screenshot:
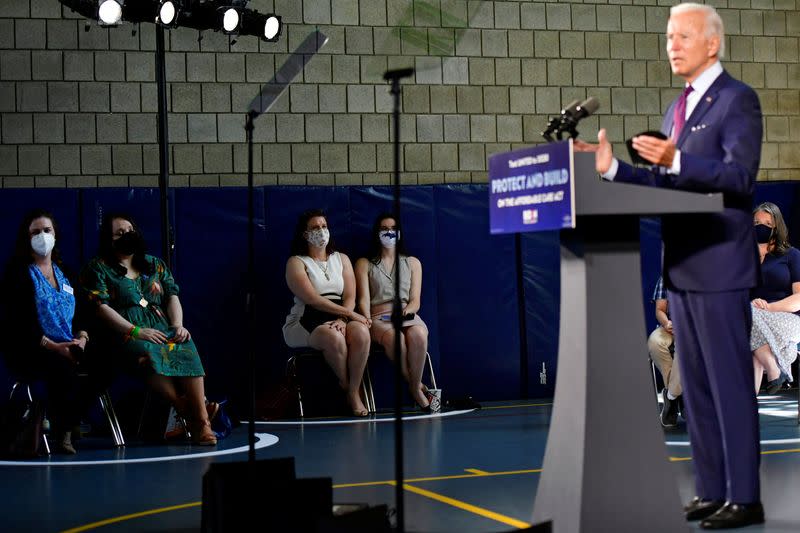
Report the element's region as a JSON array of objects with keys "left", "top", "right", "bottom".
[
  {"left": 0, "top": 433, "right": 279, "bottom": 467},
  {"left": 252, "top": 408, "right": 475, "bottom": 426},
  {"left": 666, "top": 437, "right": 800, "bottom": 447}
]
